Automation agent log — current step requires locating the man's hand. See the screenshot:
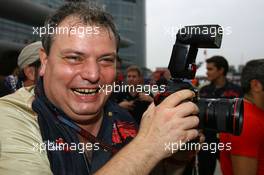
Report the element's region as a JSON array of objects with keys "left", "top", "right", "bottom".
[
  {"left": 136, "top": 89, "right": 199, "bottom": 159},
  {"left": 96, "top": 89, "right": 199, "bottom": 175}
]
